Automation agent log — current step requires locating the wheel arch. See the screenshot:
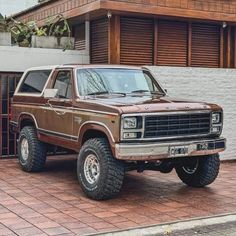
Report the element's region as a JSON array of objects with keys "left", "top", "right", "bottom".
[
  {"left": 78, "top": 122, "right": 116, "bottom": 156},
  {"left": 18, "top": 113, "right": 38, "bottom": 131}
]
